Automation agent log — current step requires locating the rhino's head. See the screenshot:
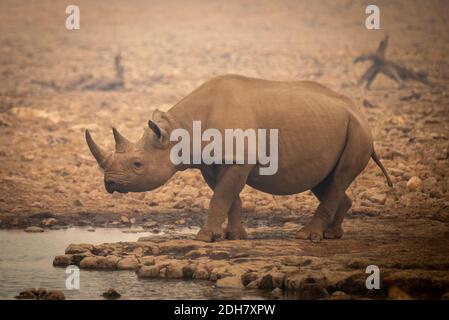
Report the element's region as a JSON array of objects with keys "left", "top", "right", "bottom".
[{"left": 85, "top": 110, "right": 176, "bottom": 193}]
